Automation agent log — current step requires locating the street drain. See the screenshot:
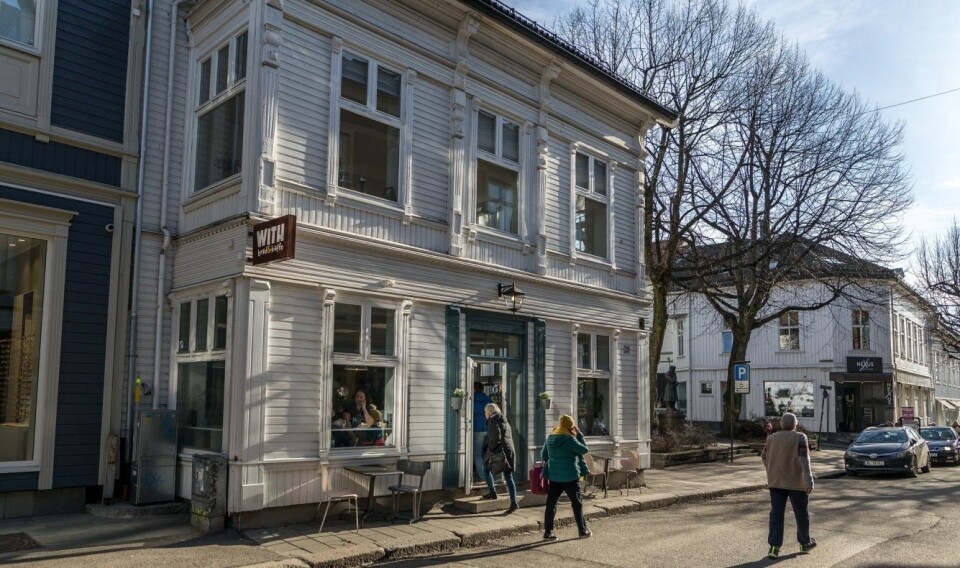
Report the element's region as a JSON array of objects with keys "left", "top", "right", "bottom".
[{"left": 0, "top": 532, "right": 43, "bottom": 553}]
